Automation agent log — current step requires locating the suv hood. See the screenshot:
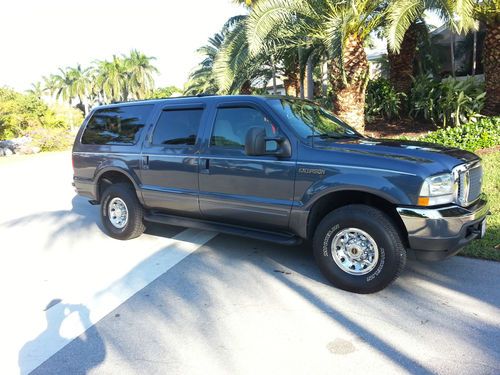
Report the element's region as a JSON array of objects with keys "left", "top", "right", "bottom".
[{"left": 314, "top": 137, "right": 479, "bottom": 167}]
